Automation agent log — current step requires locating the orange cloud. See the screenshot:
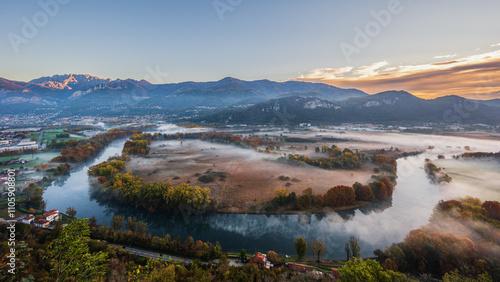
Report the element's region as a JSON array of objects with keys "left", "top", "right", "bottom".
[{"left": 294, "top": 50, "right": 500, "bottom": 100}]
